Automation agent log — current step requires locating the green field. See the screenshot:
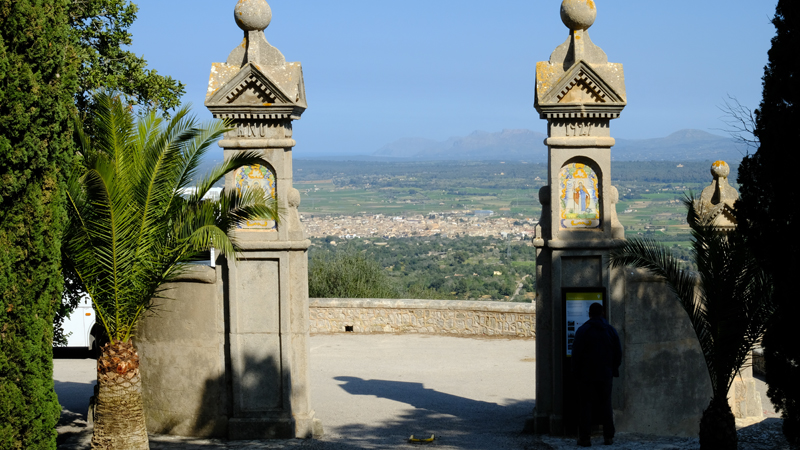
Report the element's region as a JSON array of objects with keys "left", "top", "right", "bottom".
[
  {"left": 298, "top": 179, "right": 703, "bottom": 242},
  {"left": 297, "top": 180, "right": 541, "bottom": 217},
  {"left": 292, "top": 160, "right": 733, "bottom": 269}
]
